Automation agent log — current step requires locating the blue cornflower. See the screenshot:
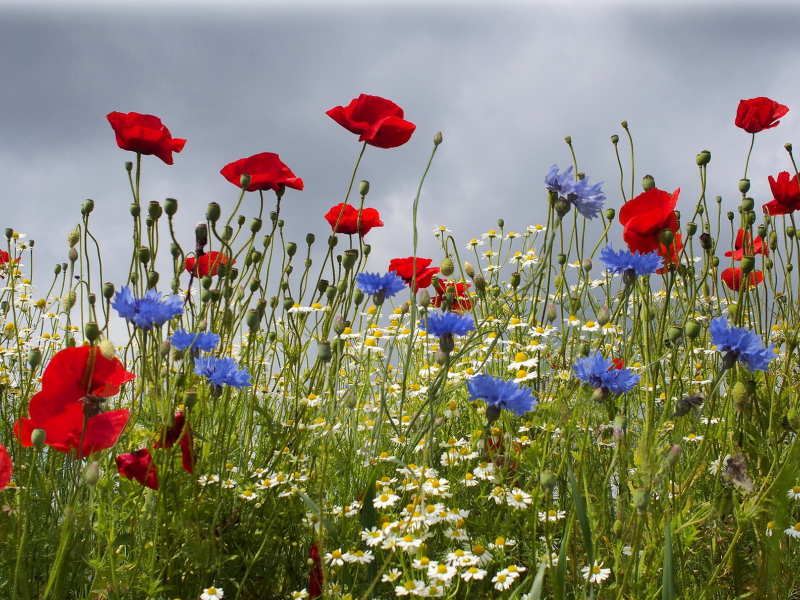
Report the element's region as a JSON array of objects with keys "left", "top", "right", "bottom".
[
  {"left": 355, "top": 271, "right": 406, "bottom": 302},
  {"left": 545, "top": 165, "right": 606, "bottom": 220},
  {"left": 466, "top": 374, "right": 538, "bottom": 419},
  {"left": 194, "top": 355, "right": 252, "bottom": 389},
  {"left": 709, "top": 317, "right": 776, "bottom": 372},
  {"left": 170, "top": 329, "right": 220, "bottom": 353},
  {"left": 420, "top": 310, "right": 475, "bottom": 338},
  {"left": 600, "top": 244, "right": 663, "bottom": 279},
  {"left": 573, "top": 351, "right": 641, "bottom": 395},
  {"left": 111, "top": 285, "right": 184, "bottom": 330}
]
